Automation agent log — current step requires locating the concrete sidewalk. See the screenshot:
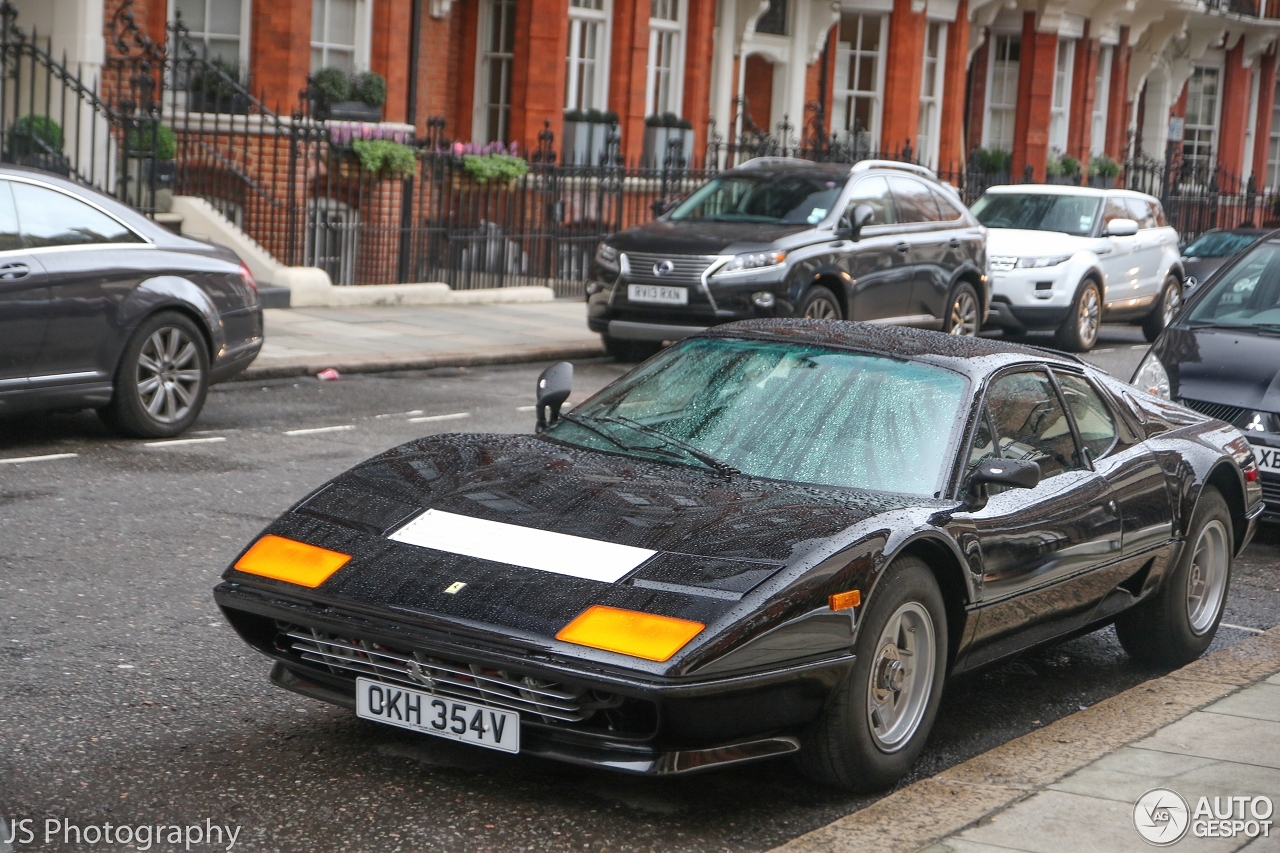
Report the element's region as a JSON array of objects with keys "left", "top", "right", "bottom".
[
  {"left": 771, "top": 627, "right": 1280, "bottom": 853},
  {"left": 241, "top": 300, "right": 603, "bottom": 380}
]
